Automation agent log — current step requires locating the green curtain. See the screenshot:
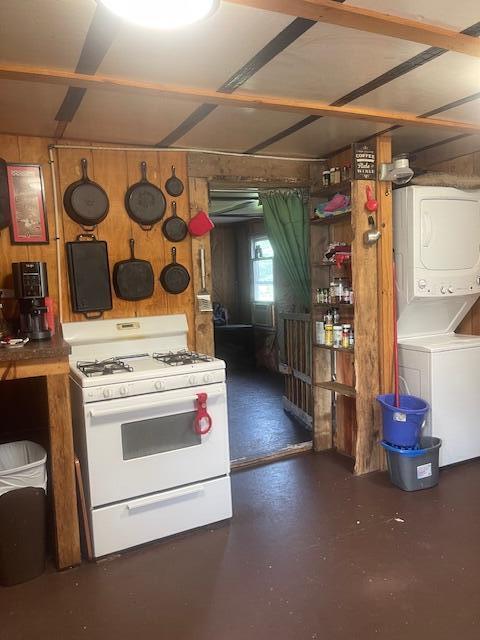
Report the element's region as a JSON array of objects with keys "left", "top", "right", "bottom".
[{"left": 260, "top": 189, "right": 310, "bottom": 310}]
